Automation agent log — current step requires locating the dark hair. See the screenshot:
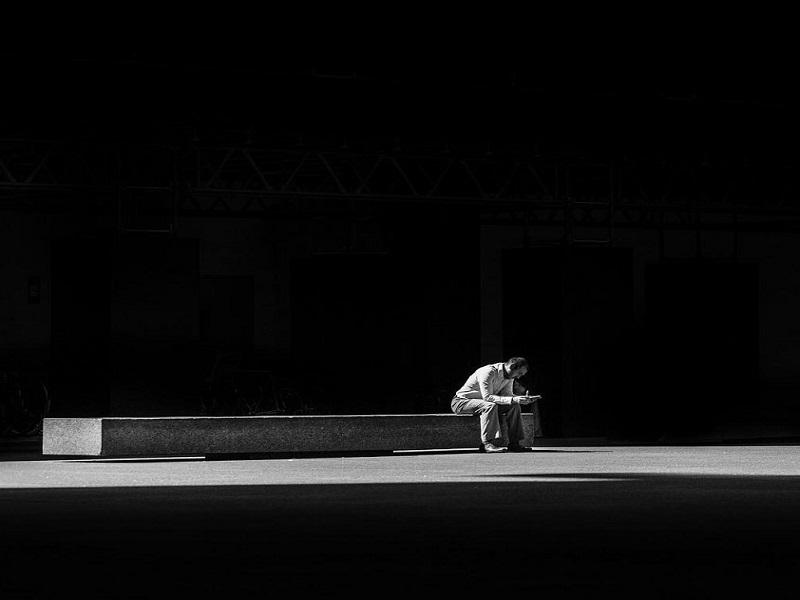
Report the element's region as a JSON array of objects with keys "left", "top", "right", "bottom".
[{"left": 505, "top": 357, "right": 529, "bottom": 370}]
